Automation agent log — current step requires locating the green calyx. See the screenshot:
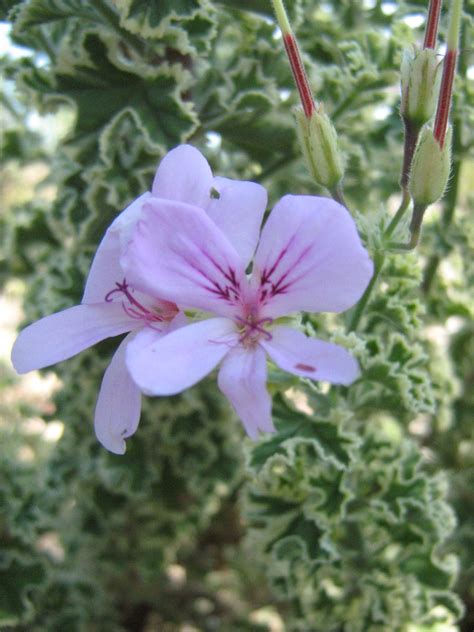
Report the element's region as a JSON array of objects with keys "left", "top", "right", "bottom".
[
  {"left": 400, "top": 48, "right": 441, "bottom": 127},
  {"left": 409, "top": 125, "right": 452, "bottom": 206},
  {"left": 294, "top": 106, "right": 344, "bottom": 190}
]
